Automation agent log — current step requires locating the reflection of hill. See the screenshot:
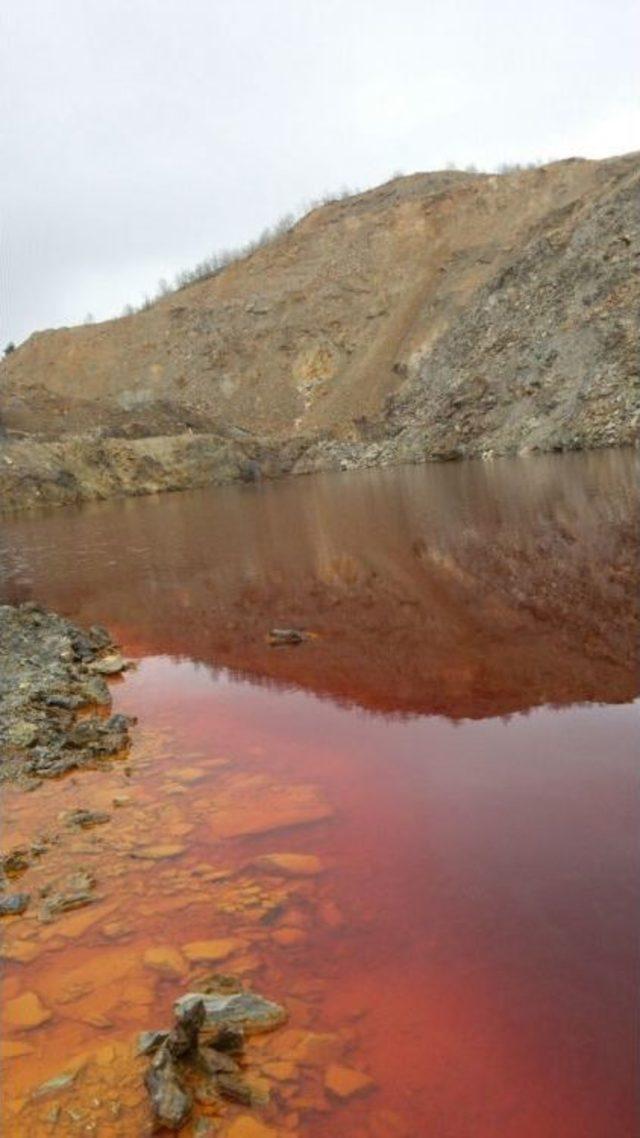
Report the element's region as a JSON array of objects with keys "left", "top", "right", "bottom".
[{"left": 0, "top": 450, "right": 637, "bottom": 721}]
